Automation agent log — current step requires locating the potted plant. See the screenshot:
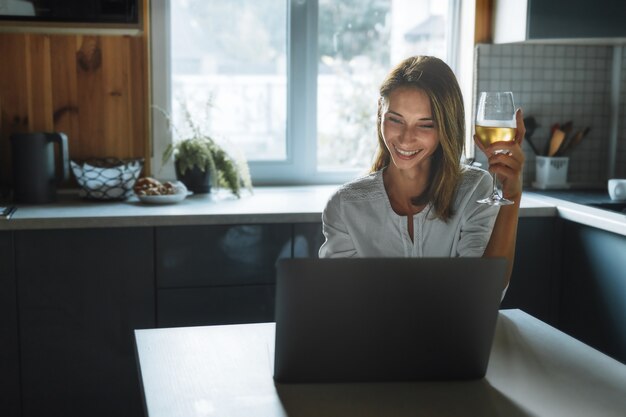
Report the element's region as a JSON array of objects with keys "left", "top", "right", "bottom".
[{"left": 158, "top": 102, "right": 252, "bottom": 197}]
